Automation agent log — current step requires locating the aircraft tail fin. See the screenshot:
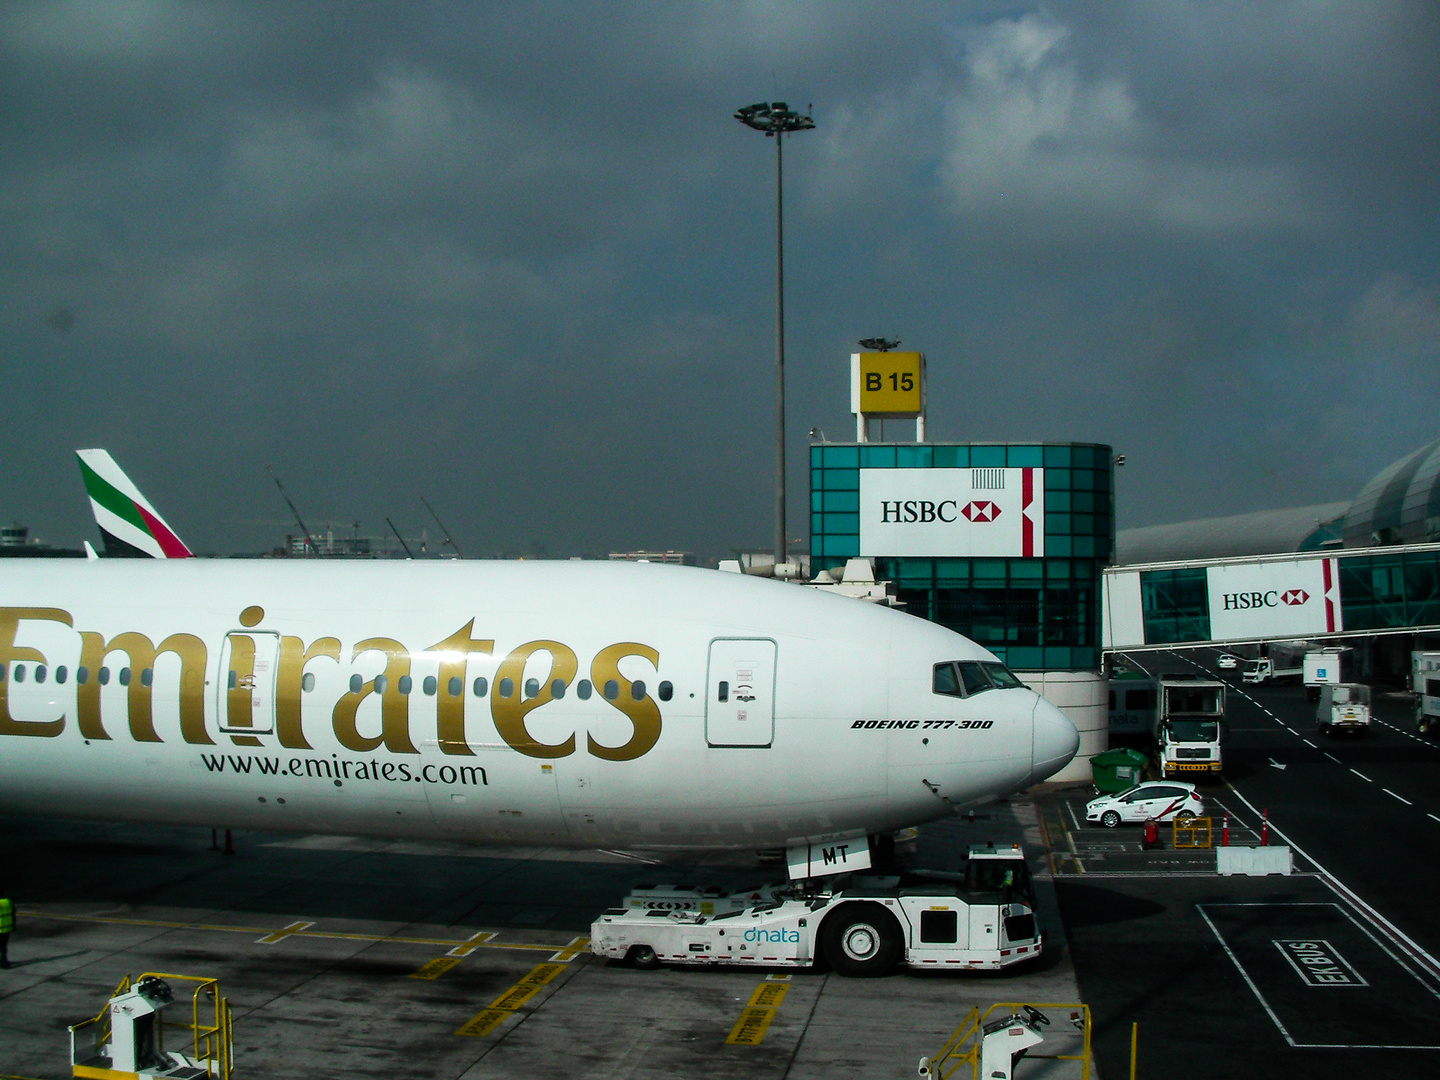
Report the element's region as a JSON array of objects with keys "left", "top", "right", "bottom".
[{"left": 76, "top": 449, "right": 193, "bottom": 558}]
